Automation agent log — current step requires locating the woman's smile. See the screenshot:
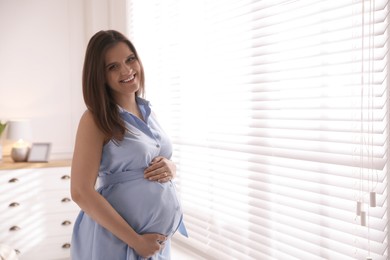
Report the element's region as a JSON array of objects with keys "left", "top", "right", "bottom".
[{"left": 120, "top": 74, "right": 135, "bottom": 84}]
